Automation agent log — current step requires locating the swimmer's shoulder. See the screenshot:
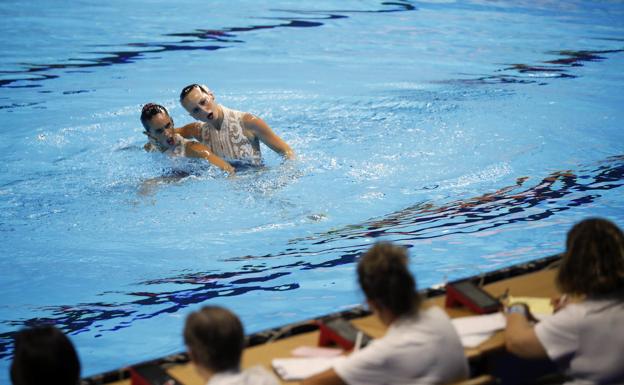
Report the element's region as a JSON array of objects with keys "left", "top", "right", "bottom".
[{"left": 176, "top": 121, "right": 203, "bottom": 139}]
